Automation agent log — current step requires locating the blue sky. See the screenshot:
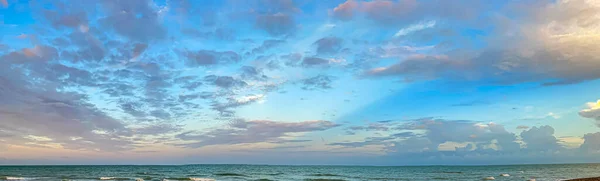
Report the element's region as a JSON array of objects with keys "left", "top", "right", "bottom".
[{"left": 1, "top": 0, "right": 600, "bottom": 165}]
